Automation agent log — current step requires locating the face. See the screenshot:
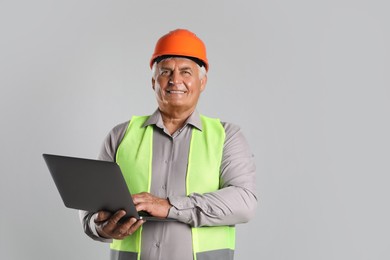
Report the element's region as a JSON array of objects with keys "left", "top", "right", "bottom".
[{"left": 152, "top": 58, "right": 207, "bottom": 116}]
